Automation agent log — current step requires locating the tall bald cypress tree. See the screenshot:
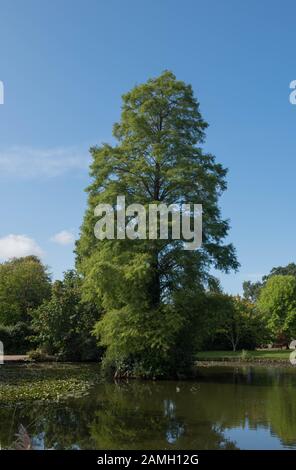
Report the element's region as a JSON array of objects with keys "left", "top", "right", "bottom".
[{"left": 76, "top": 71, "right": 238, "bottom": 377}]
